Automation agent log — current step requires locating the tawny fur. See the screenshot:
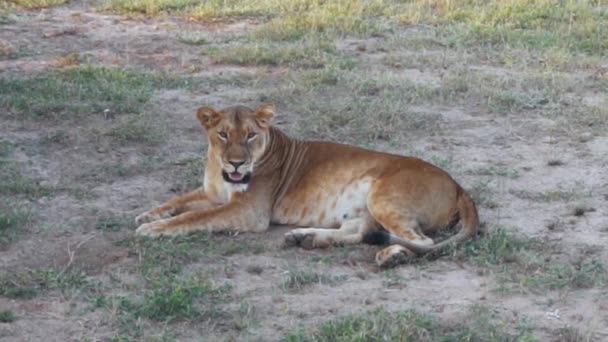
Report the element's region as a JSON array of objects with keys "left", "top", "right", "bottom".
[{"left": 135, "top": 104, "right": 480, "bottom": 266}]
